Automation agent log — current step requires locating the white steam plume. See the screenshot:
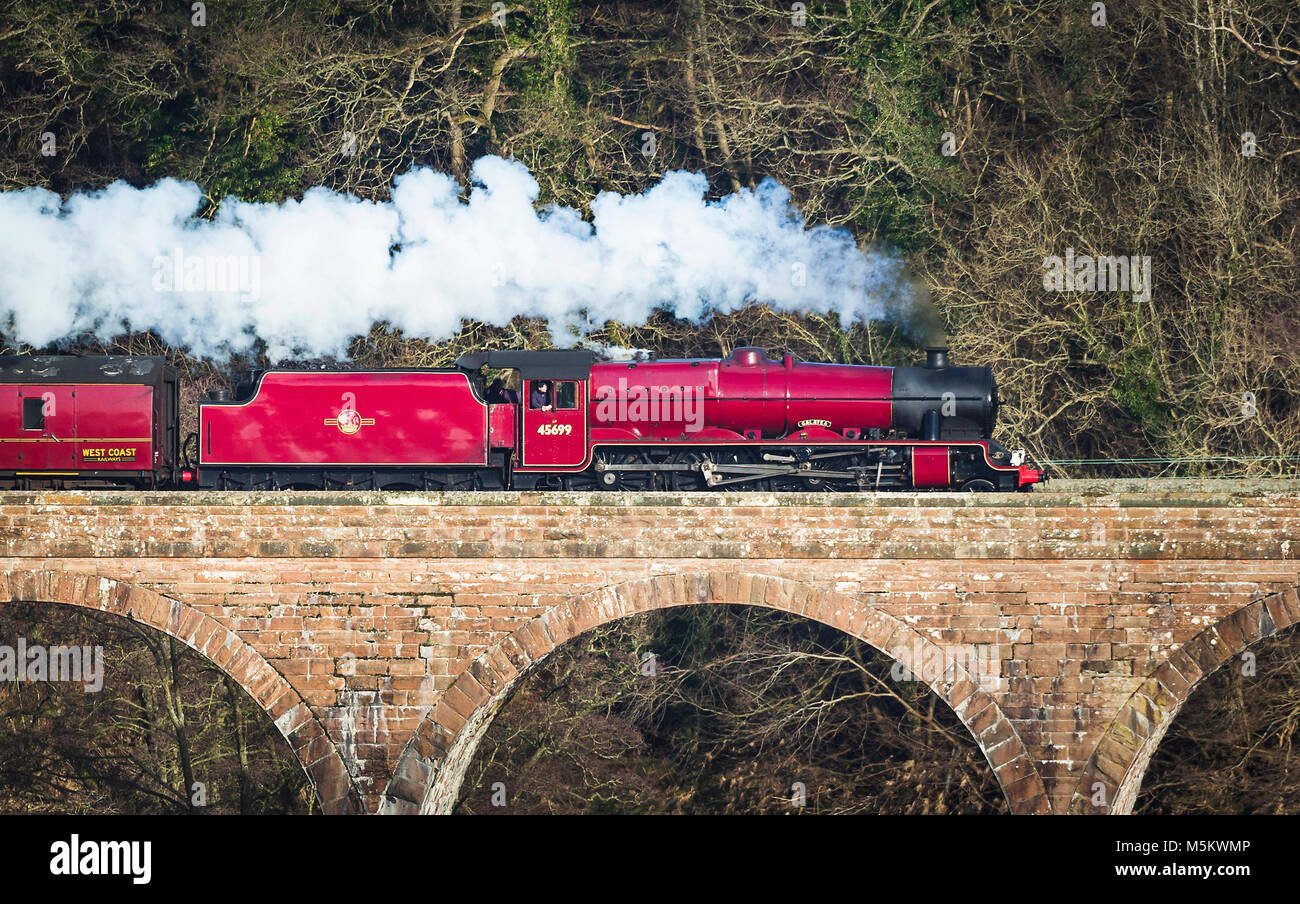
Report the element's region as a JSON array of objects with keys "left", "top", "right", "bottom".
[{"left": 0, "top": 155, "right": 917, "bottom": 361}]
